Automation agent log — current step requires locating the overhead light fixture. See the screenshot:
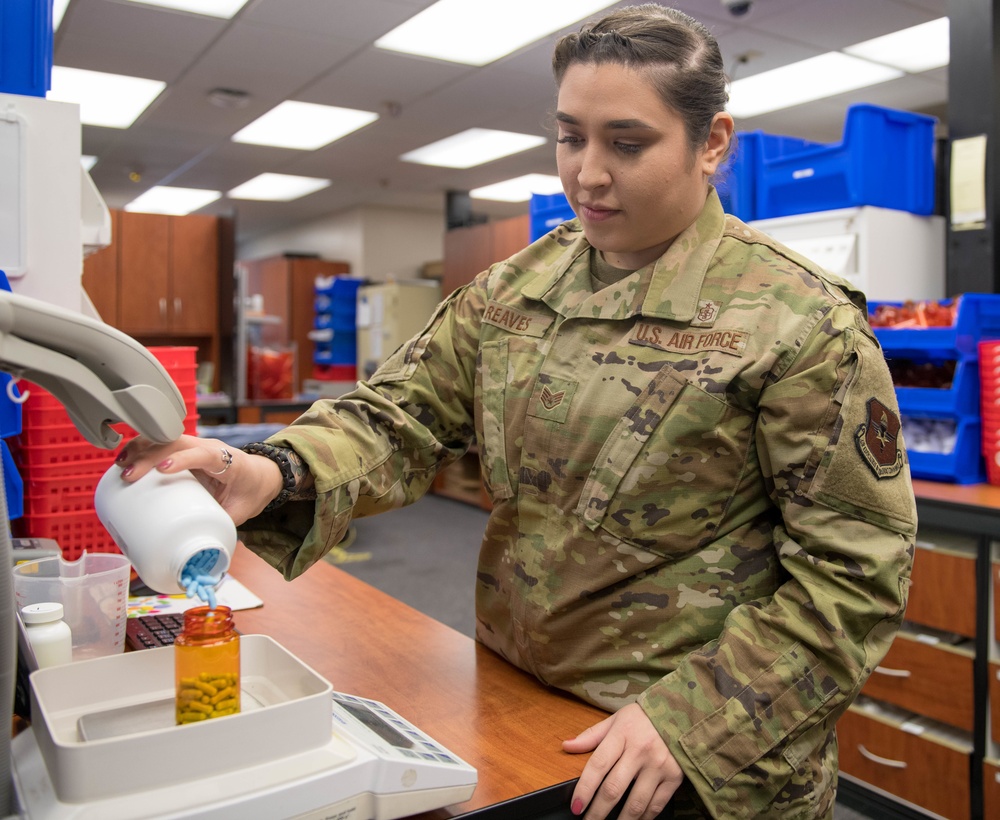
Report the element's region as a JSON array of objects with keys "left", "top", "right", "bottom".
[
  {"left": 48, "top": 66, "right": 166, "bottom": 128},
  {"left": 376, "top": 0, "right": 618, "bottom": 66},
  {"left": 402, "top": 128, "right": 546, "bottom": 169},
  {"left": 53, "top": 0, "right": 70, "bottom": 30},
  {"left": 124, "top": 186, "right": 221, "bottom": 215},
  {"left": 81, "top": 155, "right": 98, "bottom": 172},
  {"left": 227, "top": 173, "right": 331, "bottom": 201},
  {"left": 121, "top": 0, "right": 250, "bottom": 19},
  {"left": 728, "top": 52, "right": 903, "bottom": 119},
  {"left": 232, "top": 101, "right": 379, "bottom": 151},
  {"left": 844, "top": 17, "right": 949, "bottom": 73},
  {"left": 471, "top": 173, "right": 563, "bottom": 202}
]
